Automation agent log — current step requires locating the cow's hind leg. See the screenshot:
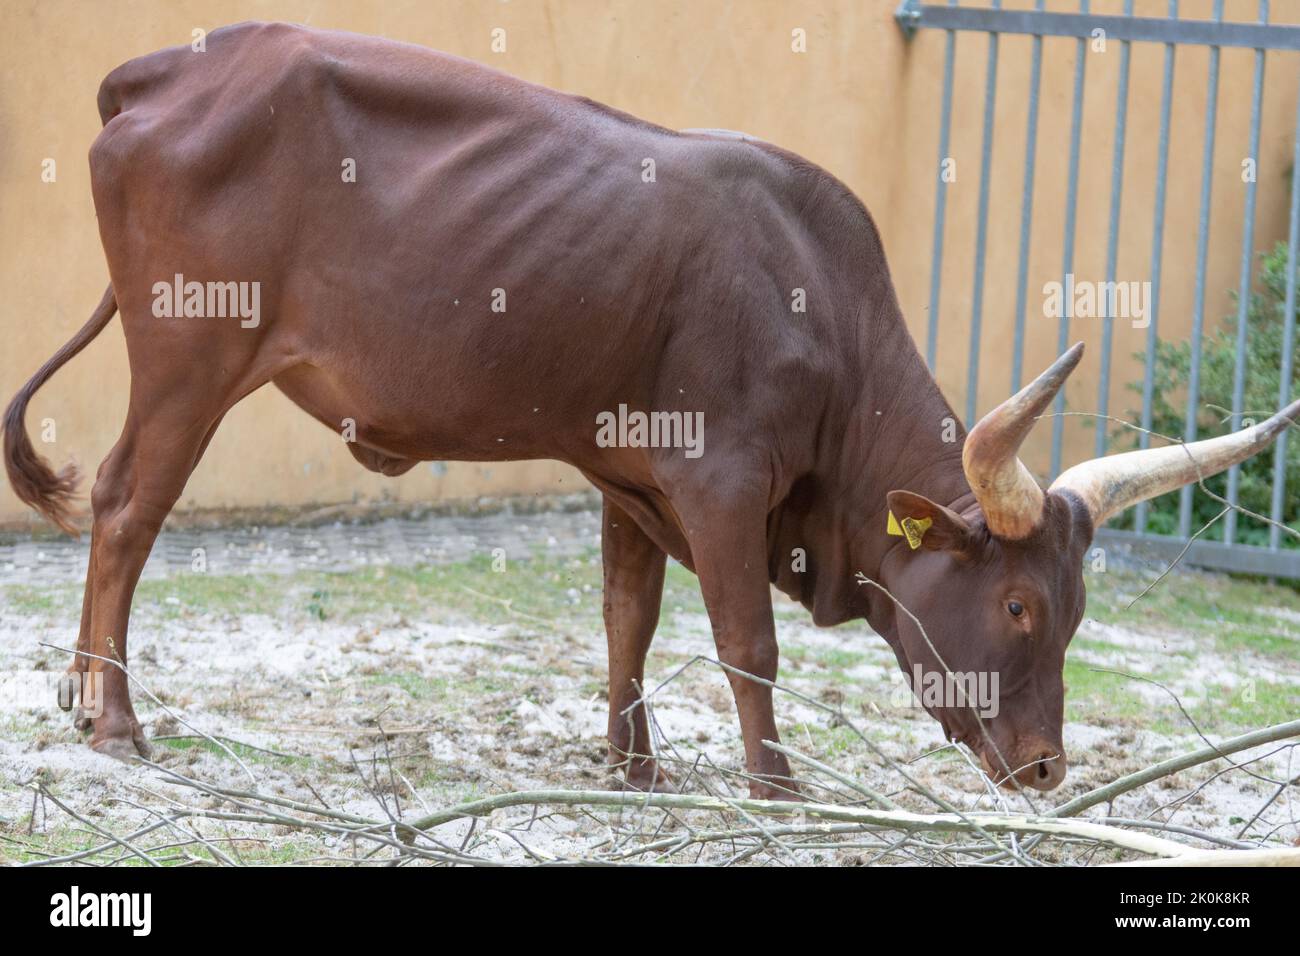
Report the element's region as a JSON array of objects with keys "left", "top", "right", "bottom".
[
  {"left": 68, "top": 429, "right": 203, "bottom": 732},
  {"left": 80, "top": 399, "right": 231, "bottom": 758},
  {"left": 601, "top": 498, "right": 672, "bottom": 791}
]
